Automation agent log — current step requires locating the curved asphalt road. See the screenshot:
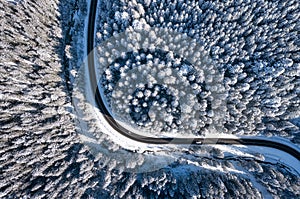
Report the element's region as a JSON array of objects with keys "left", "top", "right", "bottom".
[{"left": 87, "top": 0, "right": 300, "bottom": 161}]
